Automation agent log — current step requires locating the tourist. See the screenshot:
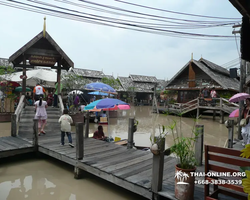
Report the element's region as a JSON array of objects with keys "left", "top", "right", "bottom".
[
  {"left": 201, "top": 87, "right": 209, "bottom": 98},
  {"left": 210, "top": 87, "right": 217, "bottom": 106},
  {"left": 47, "top": 92, "right": 53, "bottom": 106},
  {"left": 73, "top": 94, "right": 80, "bottom": 111},
  {"left": 58, "top": 109, "right": 74, "bottom": 147},
  {"left": 93, "top": 125, "right": 107, "bottom": 140},
  {"left": 241, "top": 98, "right": 250, "bottom": 146},
  {"left": 33, "top": 83, "right": 45, "bottom": 101},
  {"left": 53, "top": 82, "right": 62, "bottom": 108},
  {"left": 34, "top": 96, "right": 47, "bottom": 136}
]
